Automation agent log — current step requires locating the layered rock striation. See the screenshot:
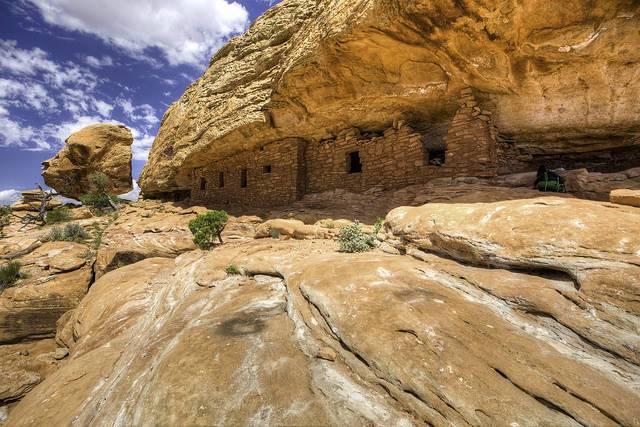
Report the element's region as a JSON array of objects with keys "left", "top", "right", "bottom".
[{"left": 140, "top": 0, "right": 640, "bottom": 197}]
